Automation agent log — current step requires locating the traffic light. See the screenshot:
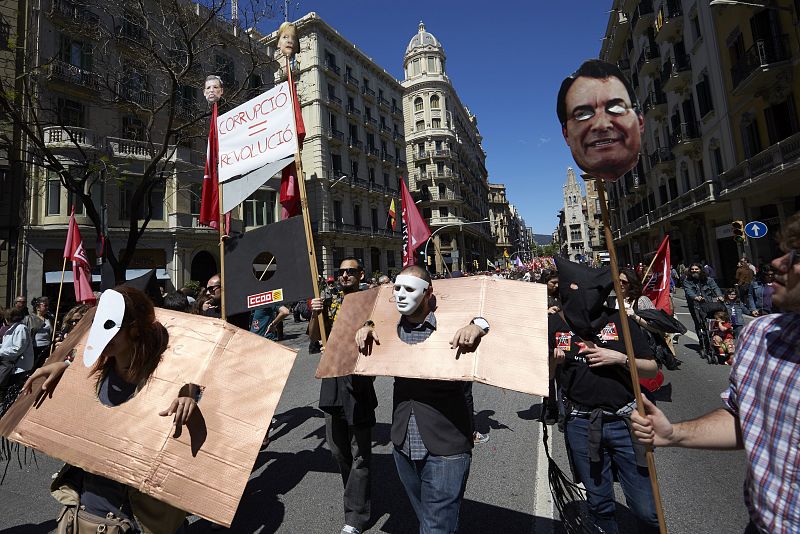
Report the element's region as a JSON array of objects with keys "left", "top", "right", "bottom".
[{"left": 732, "top": 220, "right": 745, "bottom": 243}]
